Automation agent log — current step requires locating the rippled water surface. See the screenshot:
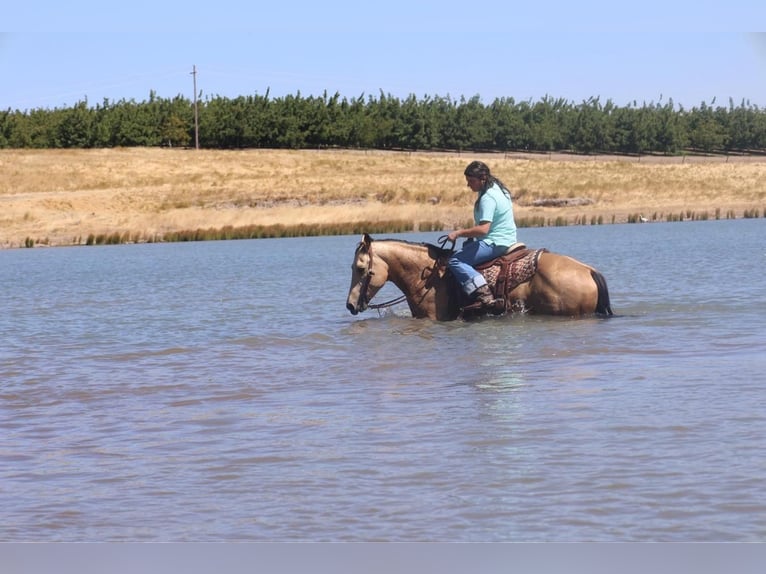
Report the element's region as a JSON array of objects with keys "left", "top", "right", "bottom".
[{"left": 1, "top": 219, "right": 765, "bottom": 541}]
